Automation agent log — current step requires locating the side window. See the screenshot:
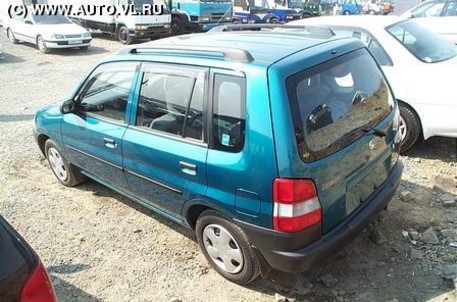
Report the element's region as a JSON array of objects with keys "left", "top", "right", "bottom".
[
  {"left": 445, "top": 1, "right": 457, "bottom": 15},
  {"left": 423, "top": 1, "right": 446, "bottom": 16},
  {"left": 136, "top": 69, "right": 205, "bottom": 141},
  {"left": 77, "top": 63, "right": 137, "bottom": 122},
  {"left": 212, "top": 74, "right": 246, "bottom": 153}
]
